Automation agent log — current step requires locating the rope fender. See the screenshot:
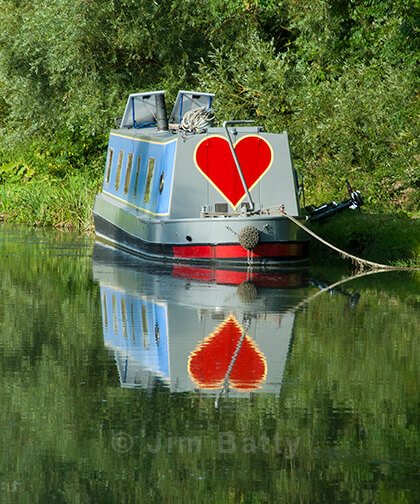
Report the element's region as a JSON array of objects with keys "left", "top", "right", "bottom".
[{"left": 238, "top": 226, "right": 260, "bottom": 251}]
